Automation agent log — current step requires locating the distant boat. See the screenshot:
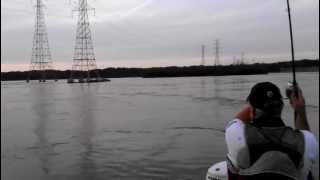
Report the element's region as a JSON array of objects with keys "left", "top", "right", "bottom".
[
  {"left": 79, "top": 78, "right": 85, "bottom": 83},
  {"left": 67, "top": 78, "right": 74, "bottom": 84},
  {"left": 67, "top": 77, "right": 110, "bottom": 84}
]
